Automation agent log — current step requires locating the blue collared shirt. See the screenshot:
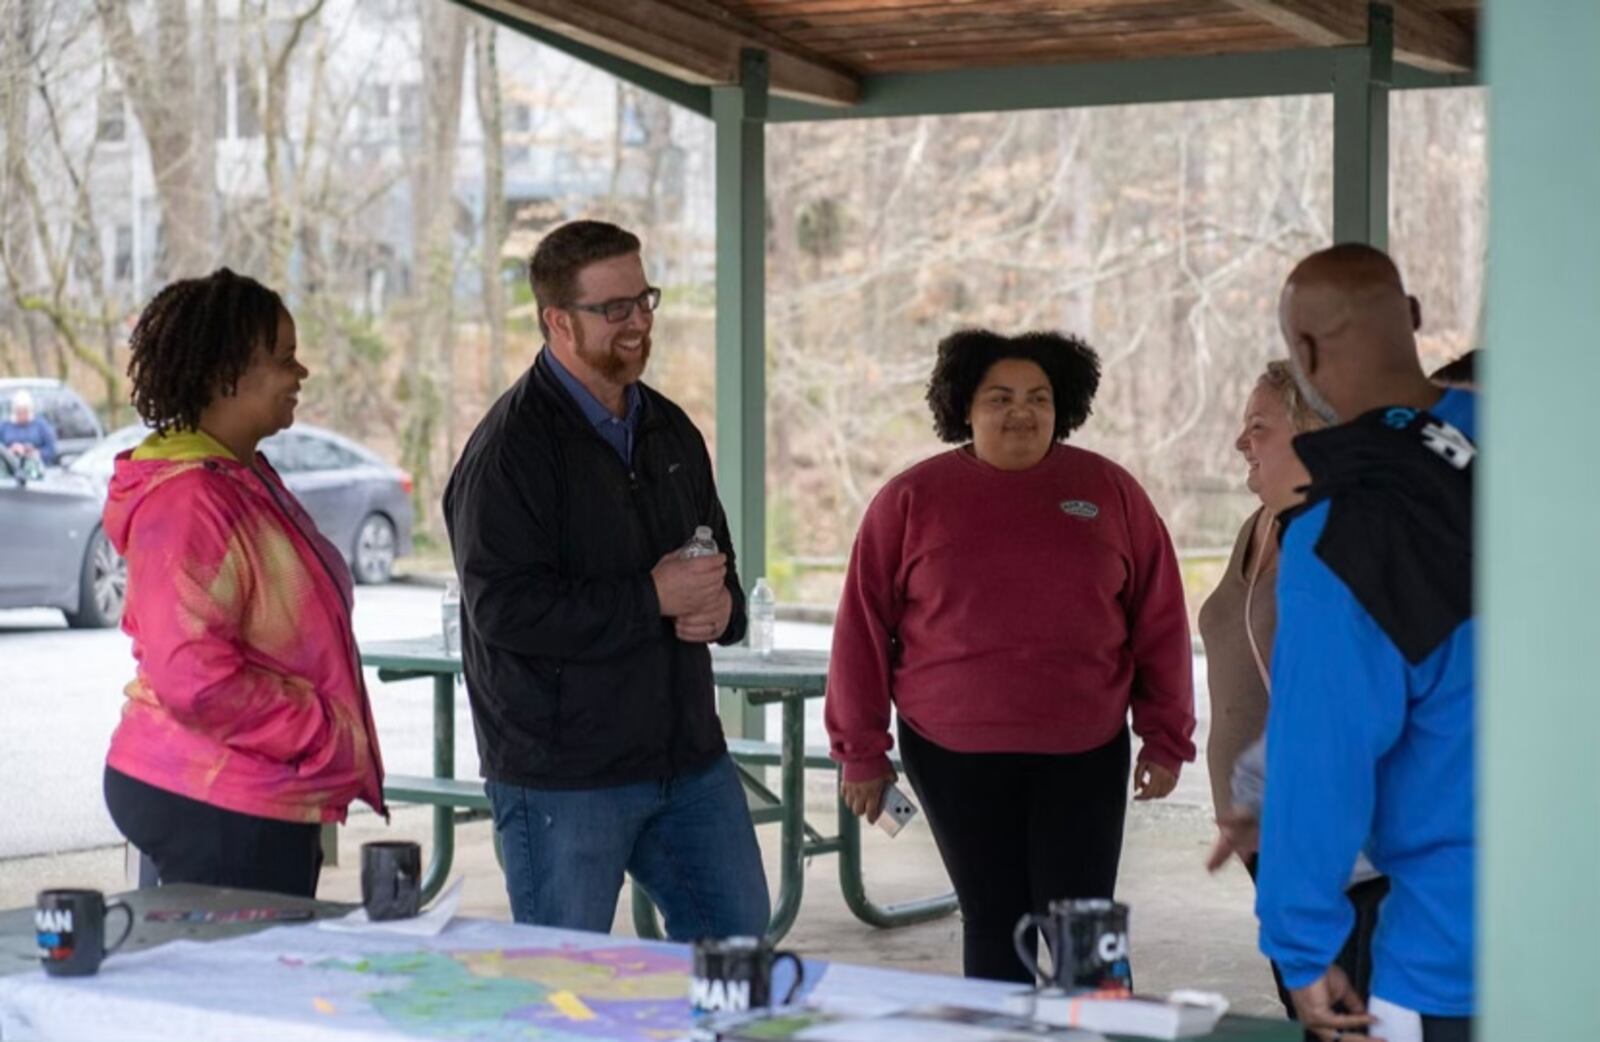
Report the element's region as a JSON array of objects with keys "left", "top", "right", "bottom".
[{"left": 544, "top": 347, "right": 642, "bottom": 467}]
